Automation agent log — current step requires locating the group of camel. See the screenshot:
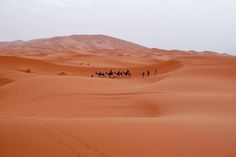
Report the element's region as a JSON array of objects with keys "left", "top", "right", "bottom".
[
  {"left": 92, "top": 69, "right": 158, "bottom": 78},
  {"left": 93, "top": 69, "right": 131, "bottom": 78}
]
